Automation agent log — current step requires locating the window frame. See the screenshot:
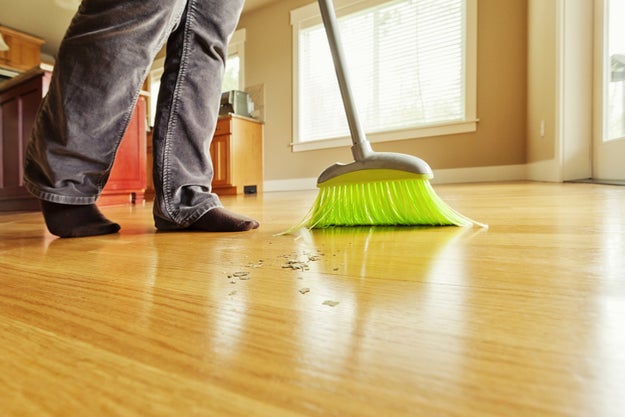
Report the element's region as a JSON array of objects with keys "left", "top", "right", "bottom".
[{"left": 290, "top": 0, "right": 478, "bottom": 152}]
